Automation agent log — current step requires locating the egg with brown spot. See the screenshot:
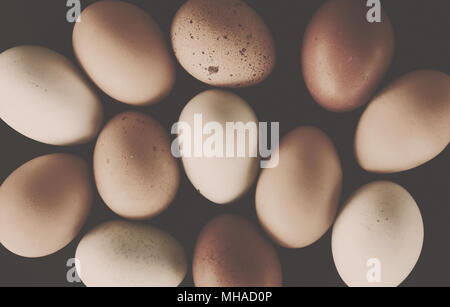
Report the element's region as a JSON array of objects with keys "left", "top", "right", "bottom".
[
  {"left": 75, "top": 220, "right": 187, "bottom": 287},
  {"left": 171, "top": 0, "right": 276, "bottom": 87},
  {"left": 93, "top": 111, "right": 179, "bottom": 220},
  {"left": 193, "top": 214, "right": 282, "bottom": 287}
]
